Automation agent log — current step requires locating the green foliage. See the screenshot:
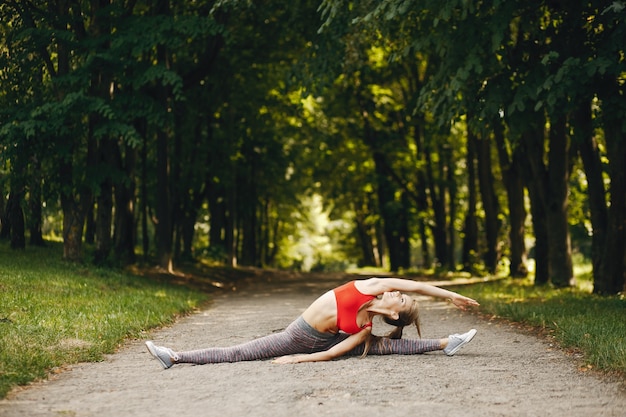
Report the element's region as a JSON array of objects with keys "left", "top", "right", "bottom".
[
  {"left": 0, "top": 242, "right": 206, "bottom": 399},
  {"left": 0, "top": 0, "right": 623, "bottom": 288}
]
